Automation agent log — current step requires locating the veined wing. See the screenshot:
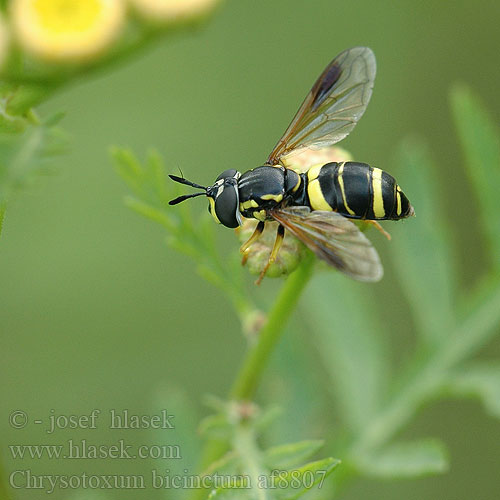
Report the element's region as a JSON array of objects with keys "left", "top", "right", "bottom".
[
  {"left": 270, "top": 206, "right": 383, "bottom": 282},
  {"left": 267, "top": 47, "right": 376, "bottom": 164}
]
